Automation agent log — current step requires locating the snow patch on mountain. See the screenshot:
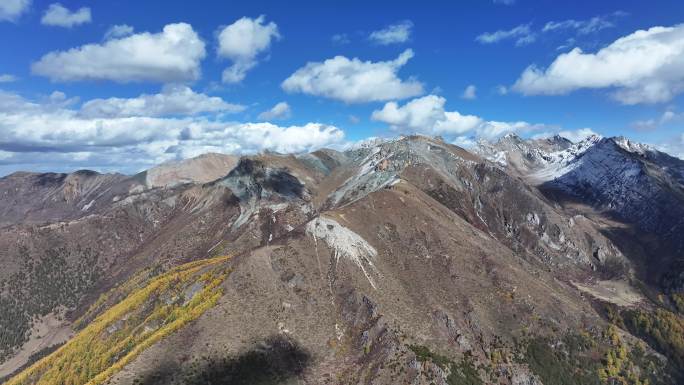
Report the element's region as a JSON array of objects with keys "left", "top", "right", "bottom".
[{"left": 528, "top": 135, "right": 605, "bottom": 183}]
